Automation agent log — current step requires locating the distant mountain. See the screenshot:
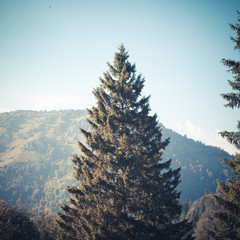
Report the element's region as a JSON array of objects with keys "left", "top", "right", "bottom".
[
  {"left": 0, "top": 110, "right": 232, "bottom": 214},
  {"left": 161, "top": 127, "right": 232, "bottom": 201},
  {"left": 0, "top": 110, "right": 88, "bottom": 213}
]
